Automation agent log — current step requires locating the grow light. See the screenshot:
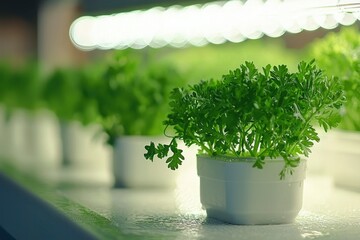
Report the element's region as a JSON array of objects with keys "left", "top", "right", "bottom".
[{"left": 69, "top": 0, "right": 360, "bottom": 50}]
